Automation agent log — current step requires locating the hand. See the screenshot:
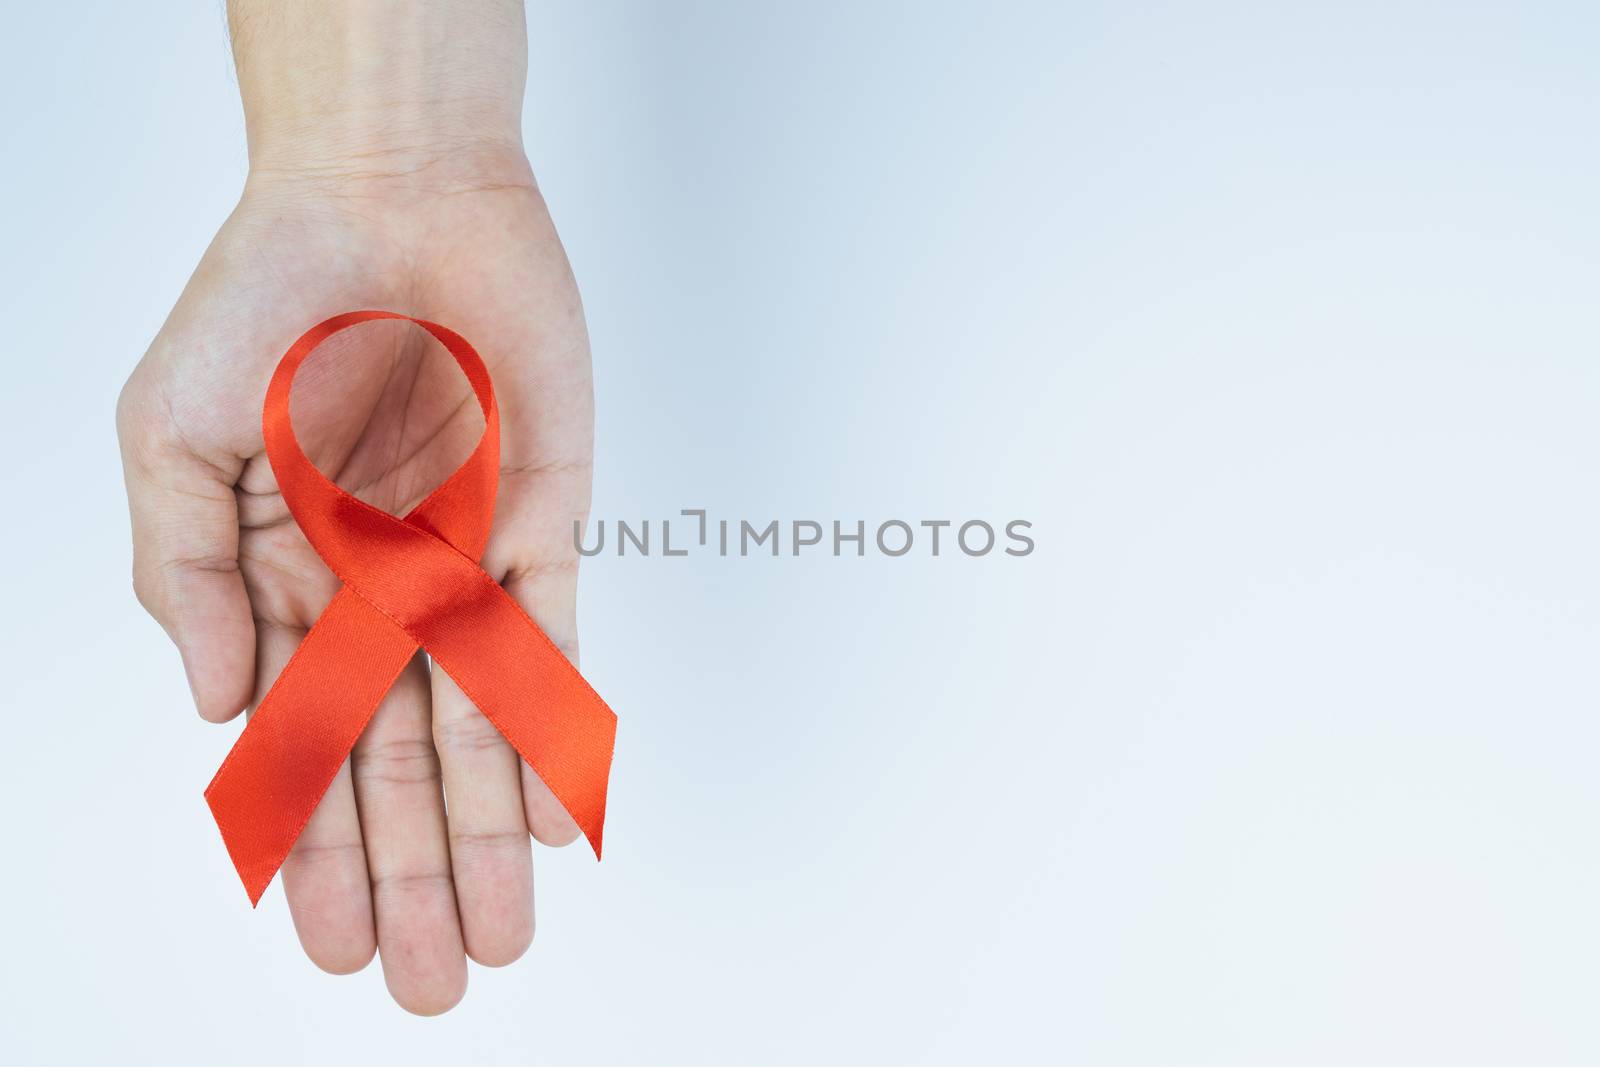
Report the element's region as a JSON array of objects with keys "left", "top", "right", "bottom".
[{"left": 116, "top": 141, "right": 593, "bottom": 1012}]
